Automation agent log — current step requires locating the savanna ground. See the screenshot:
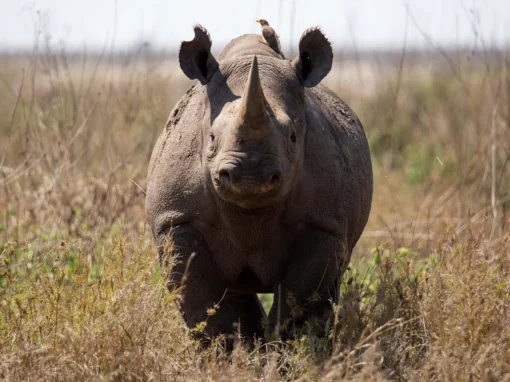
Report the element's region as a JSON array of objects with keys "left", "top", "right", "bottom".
[{"left": 0, "top": 34, "right": 509, "bottom": 381}]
